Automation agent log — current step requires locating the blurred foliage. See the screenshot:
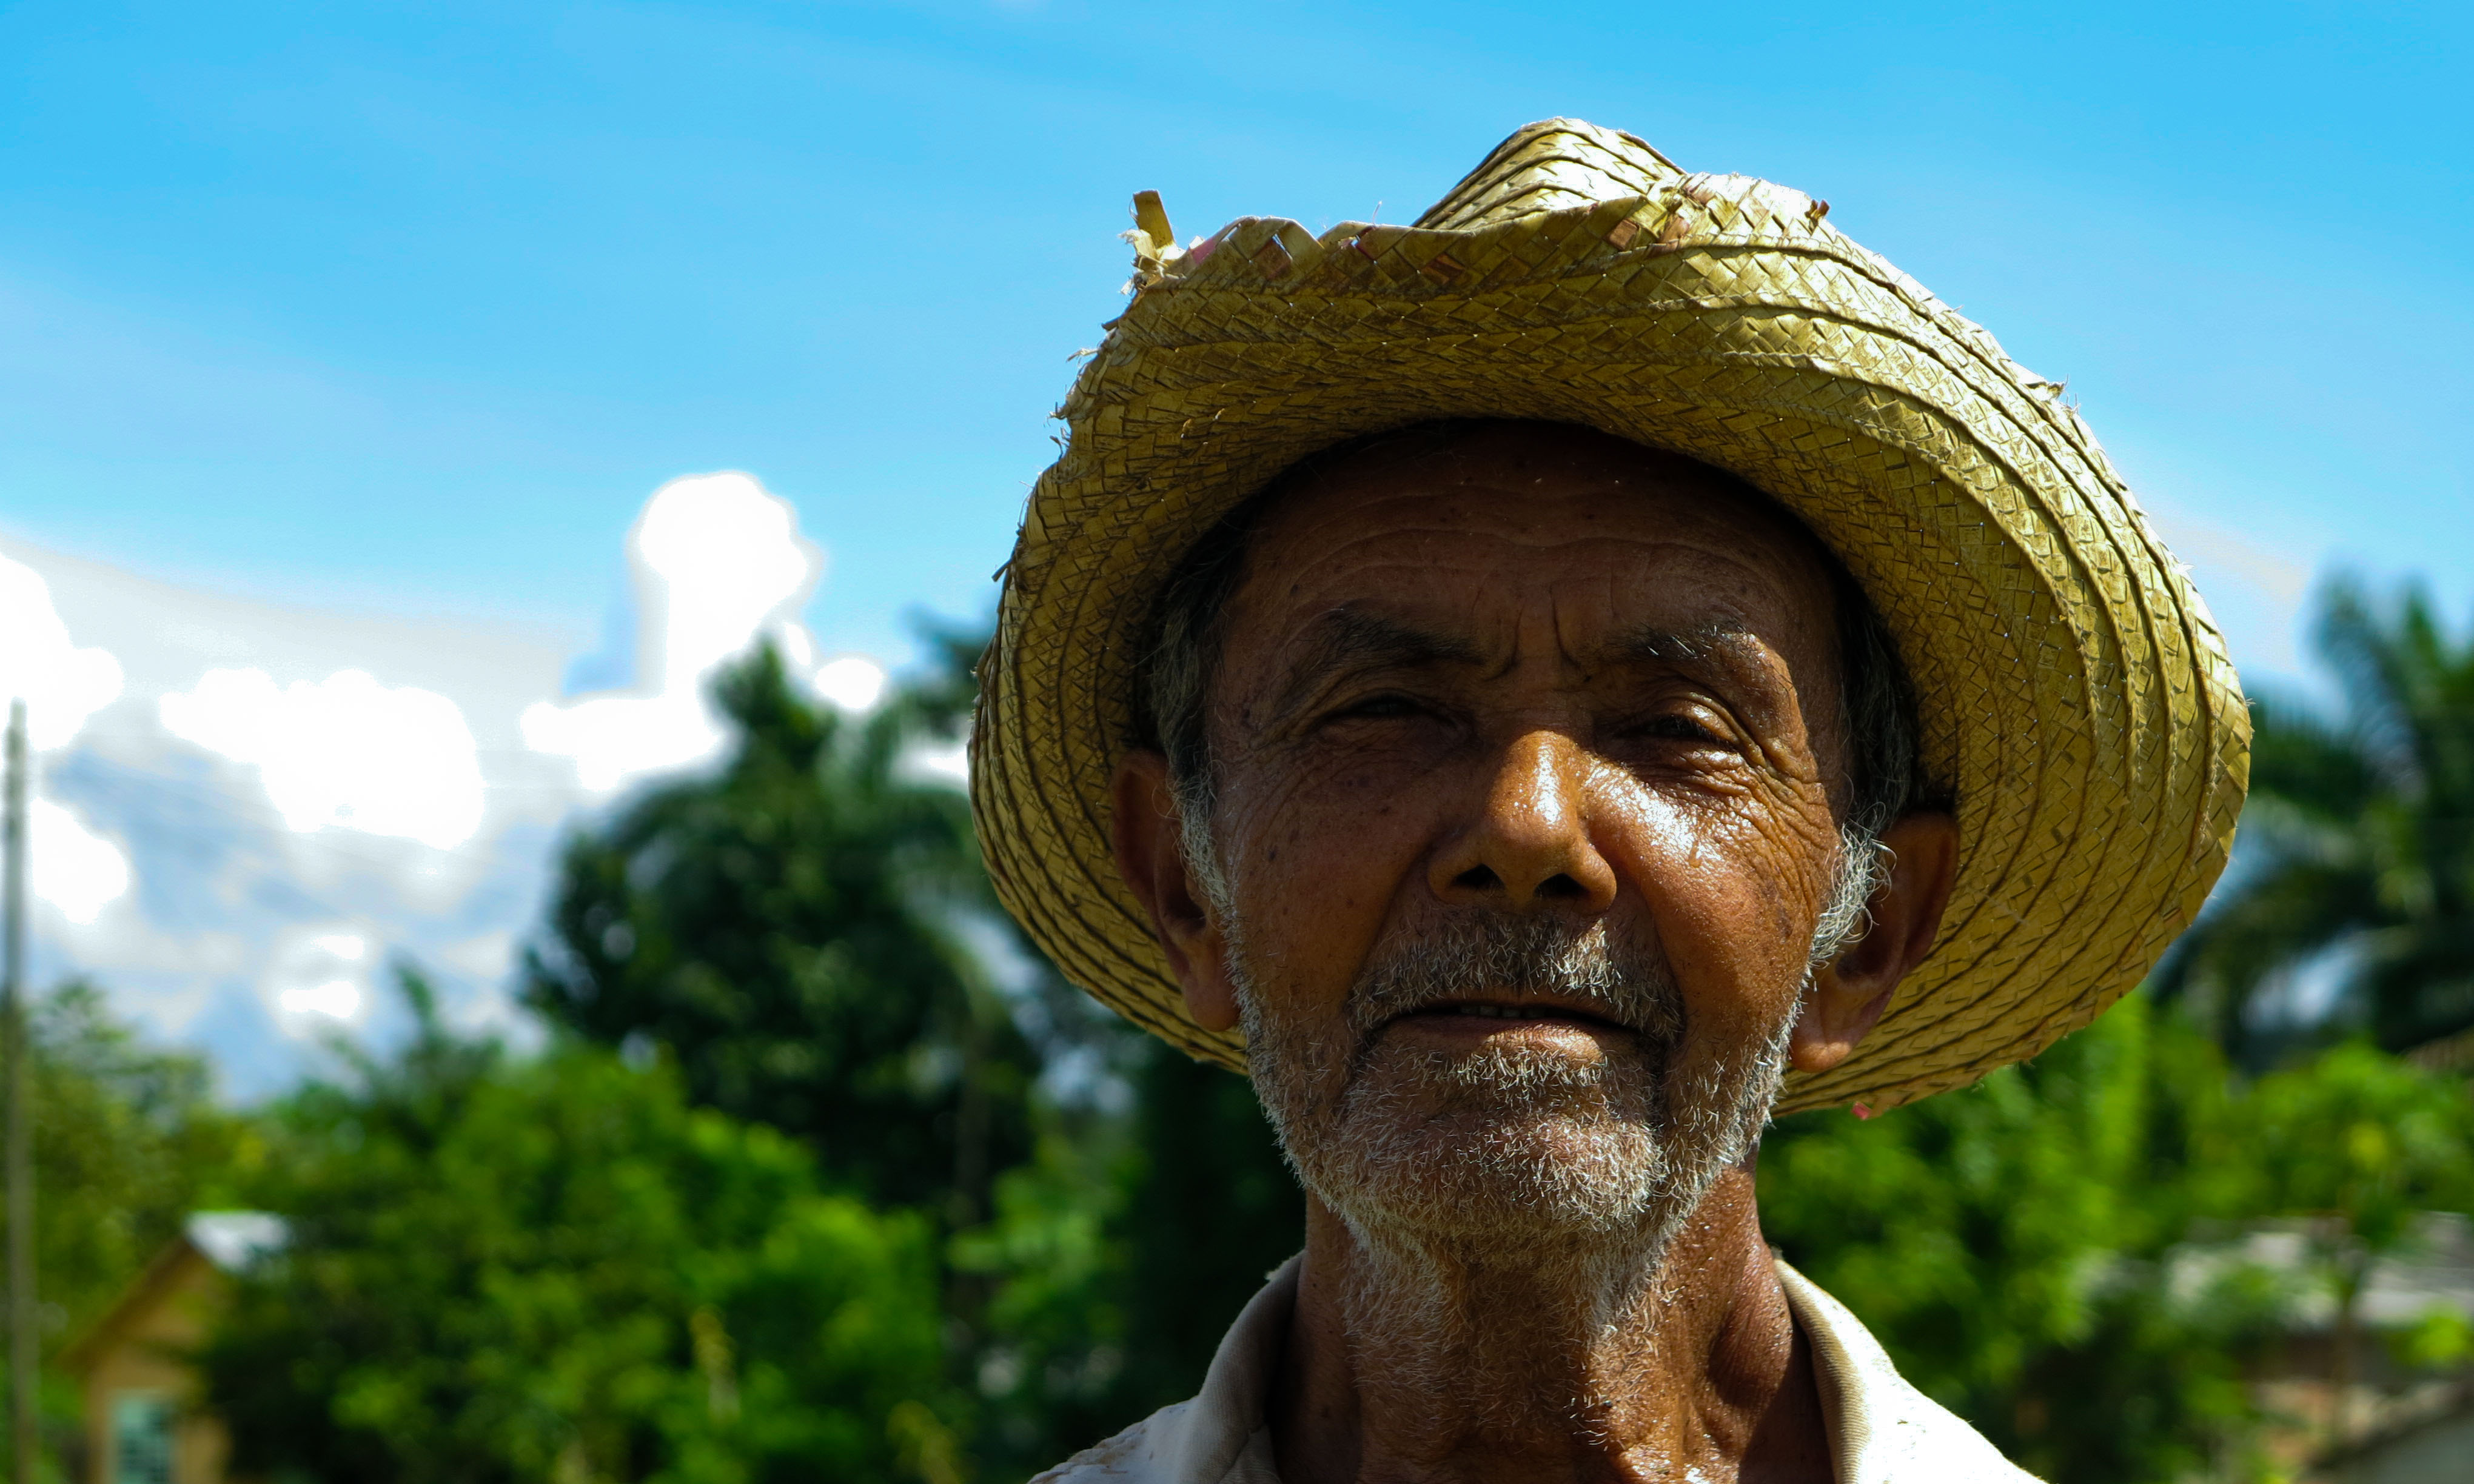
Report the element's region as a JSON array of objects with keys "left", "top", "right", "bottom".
[
  {"left": 199, "top": 969, "right": 952, "bottom": 1484},
  {"left": 1766, "top": 995, "right": 2474, "bottom": 1484},
  {"left": 2243, "top": 1040, "right": 2474, "bottom": 1257},
  {"left": 2236, "top": 1041, "right": 2474, "bottom": 1423},
  {"left": 525, "top": 634, "right": 1301, "bottom": 1479},
  {"left": 33, "top": 981, "right": 255, "bottom": 1342},
  {"left": 22, "top": 981, "right": 255, "bottom": 1474},
  {"left": 43, "top": 583, "right": 2474, "bottom": 1484},
  {"left": 525, "top": 641, "right": 1034, "bottom": 1220},
  {"left": 1763, "top": 998, "right": 2277, "bottom": 1482},
  {"left": 1108, "top": 1044, "right": 1303, "bottom": 1418},
  {"left": 2163, "top": 578, "right": 2474, "bottom": 1061},
  {"left": 957, "top": 1039, "right": 1301, "bottom": 1475}
]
